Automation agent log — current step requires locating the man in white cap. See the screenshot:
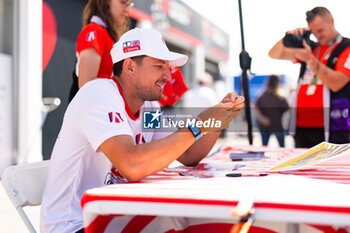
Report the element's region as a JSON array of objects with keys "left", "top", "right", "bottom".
[{"left": 40, "top": 28, "right": 244, "bottom": 233}]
